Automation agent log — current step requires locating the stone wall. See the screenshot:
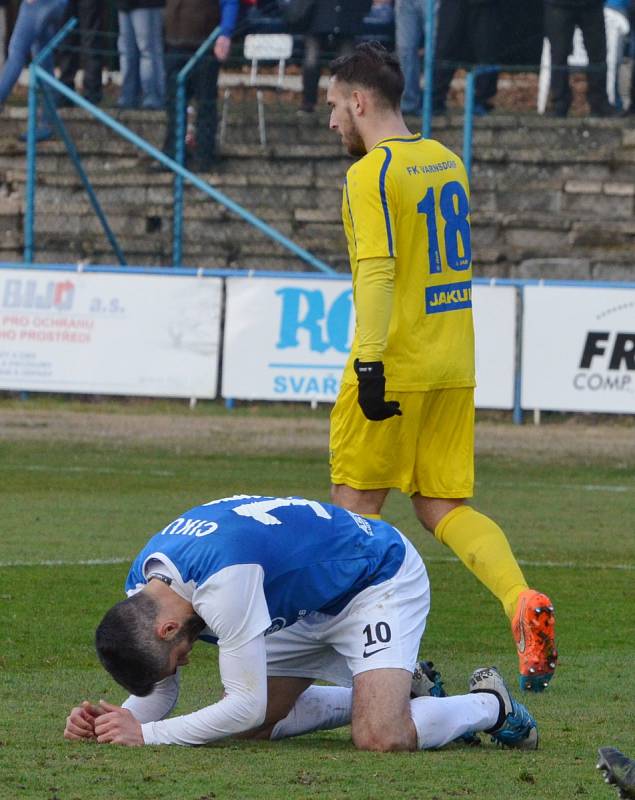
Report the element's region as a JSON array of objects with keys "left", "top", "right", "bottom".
[{"left": 0, "top": 102, "right": 634, "bottom": 279}]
